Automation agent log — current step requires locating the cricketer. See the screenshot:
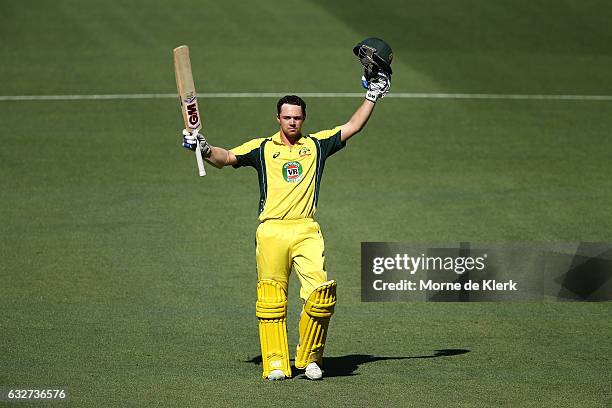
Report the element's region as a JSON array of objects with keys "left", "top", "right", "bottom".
[{"left": 181, "top": 39, "right": 392, "bottom": 381}]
